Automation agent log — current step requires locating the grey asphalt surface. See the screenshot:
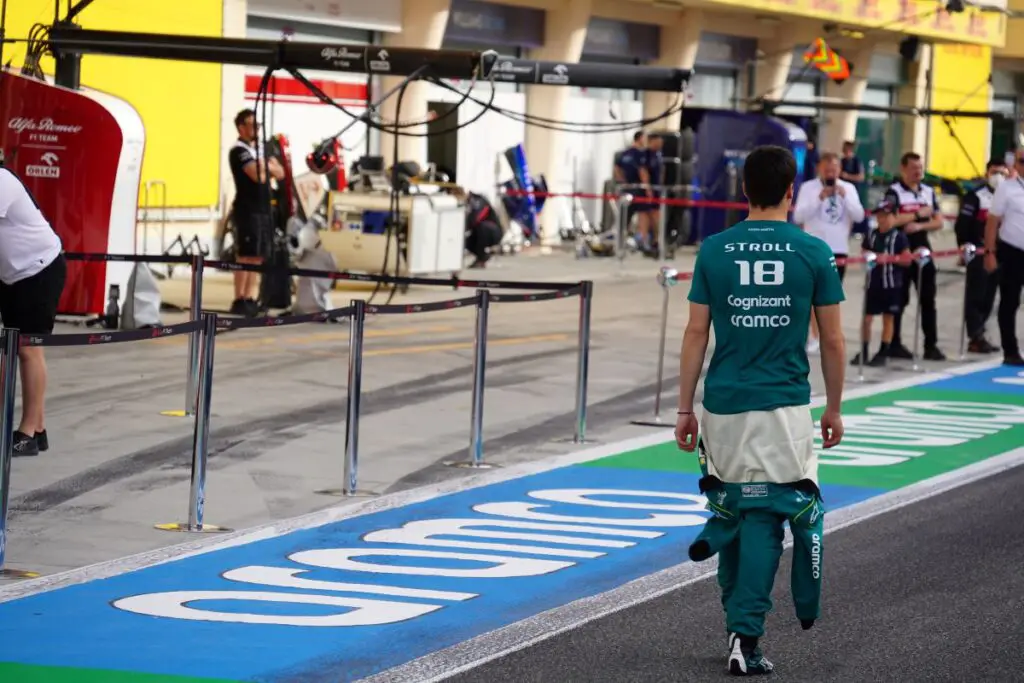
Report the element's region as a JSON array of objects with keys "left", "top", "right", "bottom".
[{"left": 449, "top": 462, "right": 1024, "bottom": 683}]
